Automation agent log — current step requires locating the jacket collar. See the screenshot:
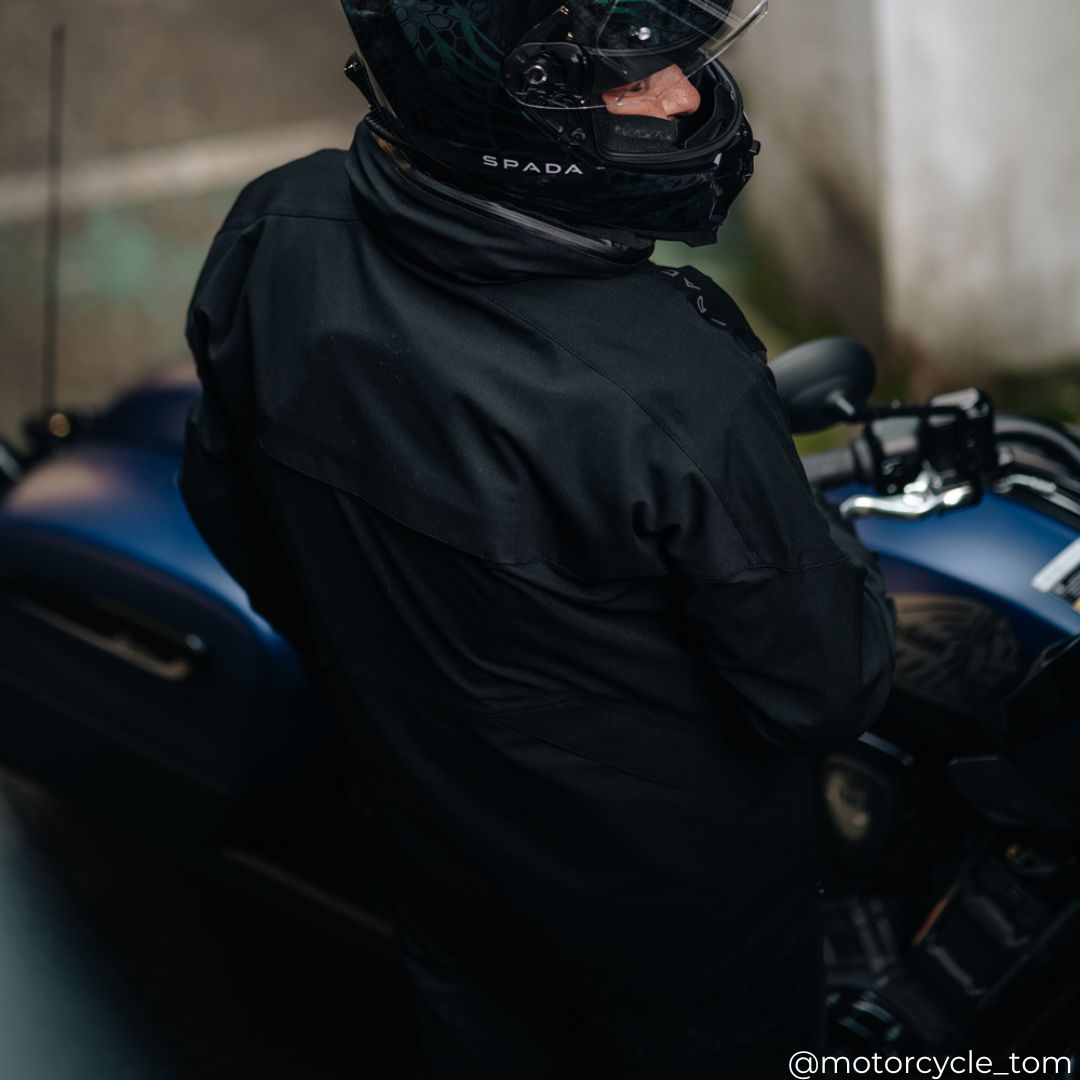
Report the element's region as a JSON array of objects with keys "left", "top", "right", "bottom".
[{"left": 344, "top": 122, "right": 655, "bottom": 285}]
